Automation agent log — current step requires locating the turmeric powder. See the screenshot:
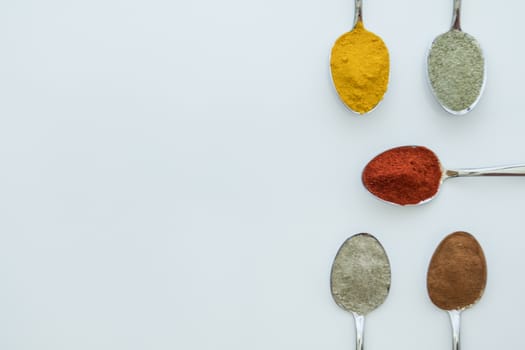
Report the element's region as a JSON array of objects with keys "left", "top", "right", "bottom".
[{"left": 330, "top": 21, "right": 390, "bottom": 114}]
